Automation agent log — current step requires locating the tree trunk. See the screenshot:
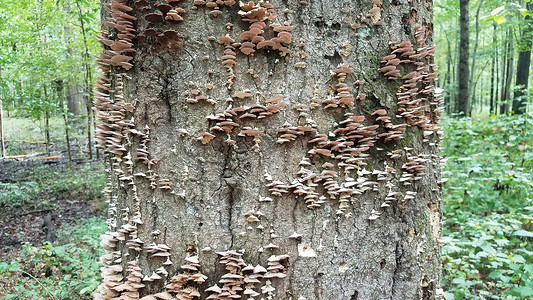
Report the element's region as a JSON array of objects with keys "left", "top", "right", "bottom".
[
  {"left": 57, "top": 81, "right": 73, "bottom": 166},
  {"left": 75, "top": 0, "right": 94, "bottom": 159},
  {"left": 445, "top": 33, "right": 452, "bottom": 114},
  {"left": 43, "top": 85, "right": 51, "bottom": 155},
  {"left": 512, "top": 2, "right": 532, "bottom": 114},
  {"left": 66, "top": 84, "right": 87, "bottom": 116},
  {"left": 0, "top": 66, "right": 5, "bottom": 158},
  {"left": 0, "top": 98, "right": 5, "bottom": 158},
  {"left": 456, "top": 0, "right": 470, "bottom": 116},
  {"left": 469, "top": 0, "right": 484, "bottom": 114},
  {"left": 94, "top": 1, "right": 443, "bottom": 299},
  {"left": 500, "top": 28, "right": 514, "bottom": 114},
  {"left": 490, "top": 23, "right": 496, "bottom": 115}
]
